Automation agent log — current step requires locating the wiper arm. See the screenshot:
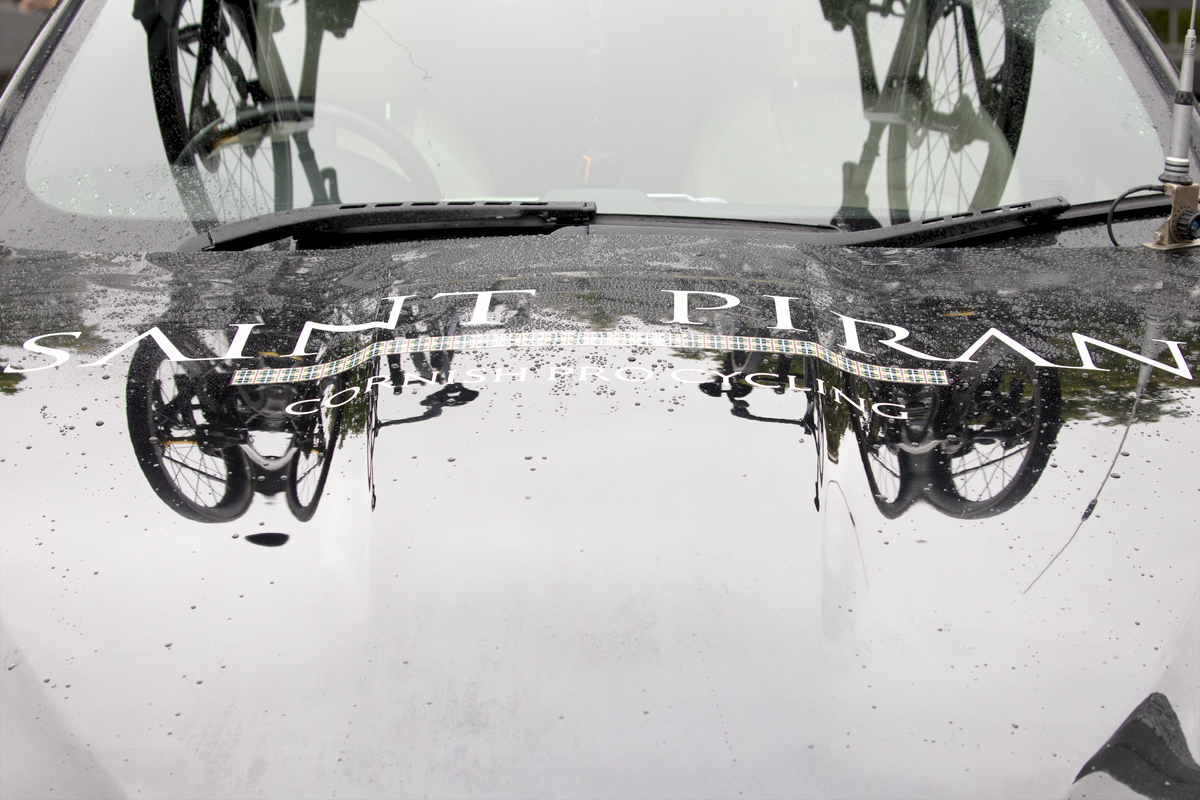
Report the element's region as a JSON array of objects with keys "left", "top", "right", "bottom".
[
  {"left": 821, "top": 197, "right": 1071, "bottom": 247},
  {"left": 179, "top": 196, "right": 1085, "bottom": 251},
  {"left": 178, "top": 201, "right": 597, "bottom": 252}
]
